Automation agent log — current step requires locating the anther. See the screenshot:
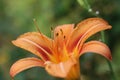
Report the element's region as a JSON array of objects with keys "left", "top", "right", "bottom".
[
  {"left": 63, "top": 35, "right": 66, "bottom": 39},
  {"left": 50, "top": 27, "right": 54, "bottom": 32},
  {"left": 60, "top": 29, "right": 63, "bottom": 35},
  {"left": 50, "top": 27, "right": 54, "bottom": 38},
  {"left": 56, "top": 33, "right": 59, "bottom": 36}
]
